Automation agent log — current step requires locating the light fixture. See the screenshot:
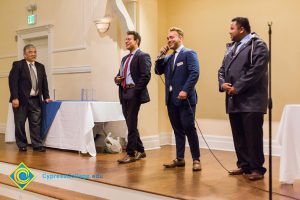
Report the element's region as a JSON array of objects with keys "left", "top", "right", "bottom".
[
  {"left": 94, "top": 17, "right": 111, "bottom": 33},
  {"left": 27, "top": 3, "right": 37, "bottom": 13}
]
